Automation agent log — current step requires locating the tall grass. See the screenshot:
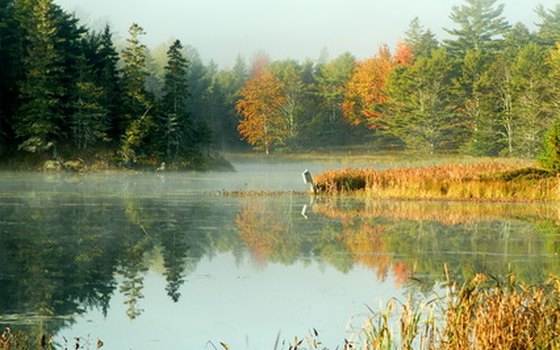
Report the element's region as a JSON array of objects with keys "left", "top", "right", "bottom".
[
  {"left": 347, "top": 271, "right": 560, "bottom": 350},
  {"left": 314, "top": 164, "right": 560, "bottom": 201}
]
